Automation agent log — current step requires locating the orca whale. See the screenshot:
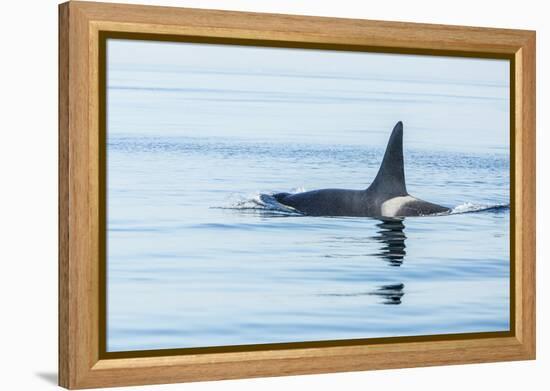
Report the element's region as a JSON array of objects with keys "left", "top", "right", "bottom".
[{"left": 272, "top": 121, "right": 450, "bottom": 217}]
